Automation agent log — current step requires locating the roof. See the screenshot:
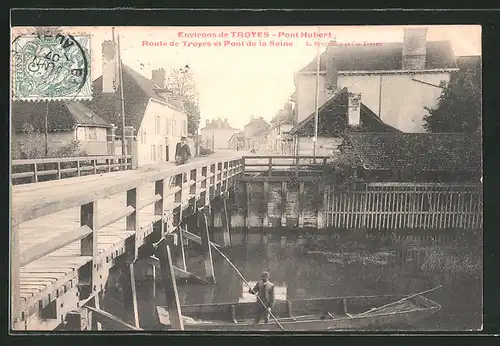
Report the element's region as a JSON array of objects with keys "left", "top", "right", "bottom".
[
  {"left": 299, "top": 41, "right": 457, "bottom": 73},
  {"left": 202, "top": 118, "right": 237, "bottom": 131},
  {"left": 456, "top": 55, "right": 482, "bottom": 70},
  {"left": 244, "top": 117, "right": 271, "bottom": 137},
  {"left": 345, "top": 133, "right": 482, "bottom": 172},
  {"left": 11, "top": 101, "right": 111, "bottom": 133},
  {"left": 289, "top": 87, "right": 400, "bottom": 136},
  {"left": 84, "top": 64, "right": 183, "bottom": 136},
  {"left": 229, "top": 131, "right": 245, "bottom": 142},
  {"left": 270, "top": 108, "right": 294, "bottom": 128}
]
